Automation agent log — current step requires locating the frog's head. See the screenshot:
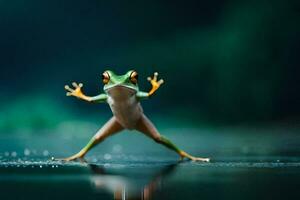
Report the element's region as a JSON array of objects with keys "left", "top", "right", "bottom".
[{"left": 102, "top": 70, "right": 139, "bottom": 95}]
